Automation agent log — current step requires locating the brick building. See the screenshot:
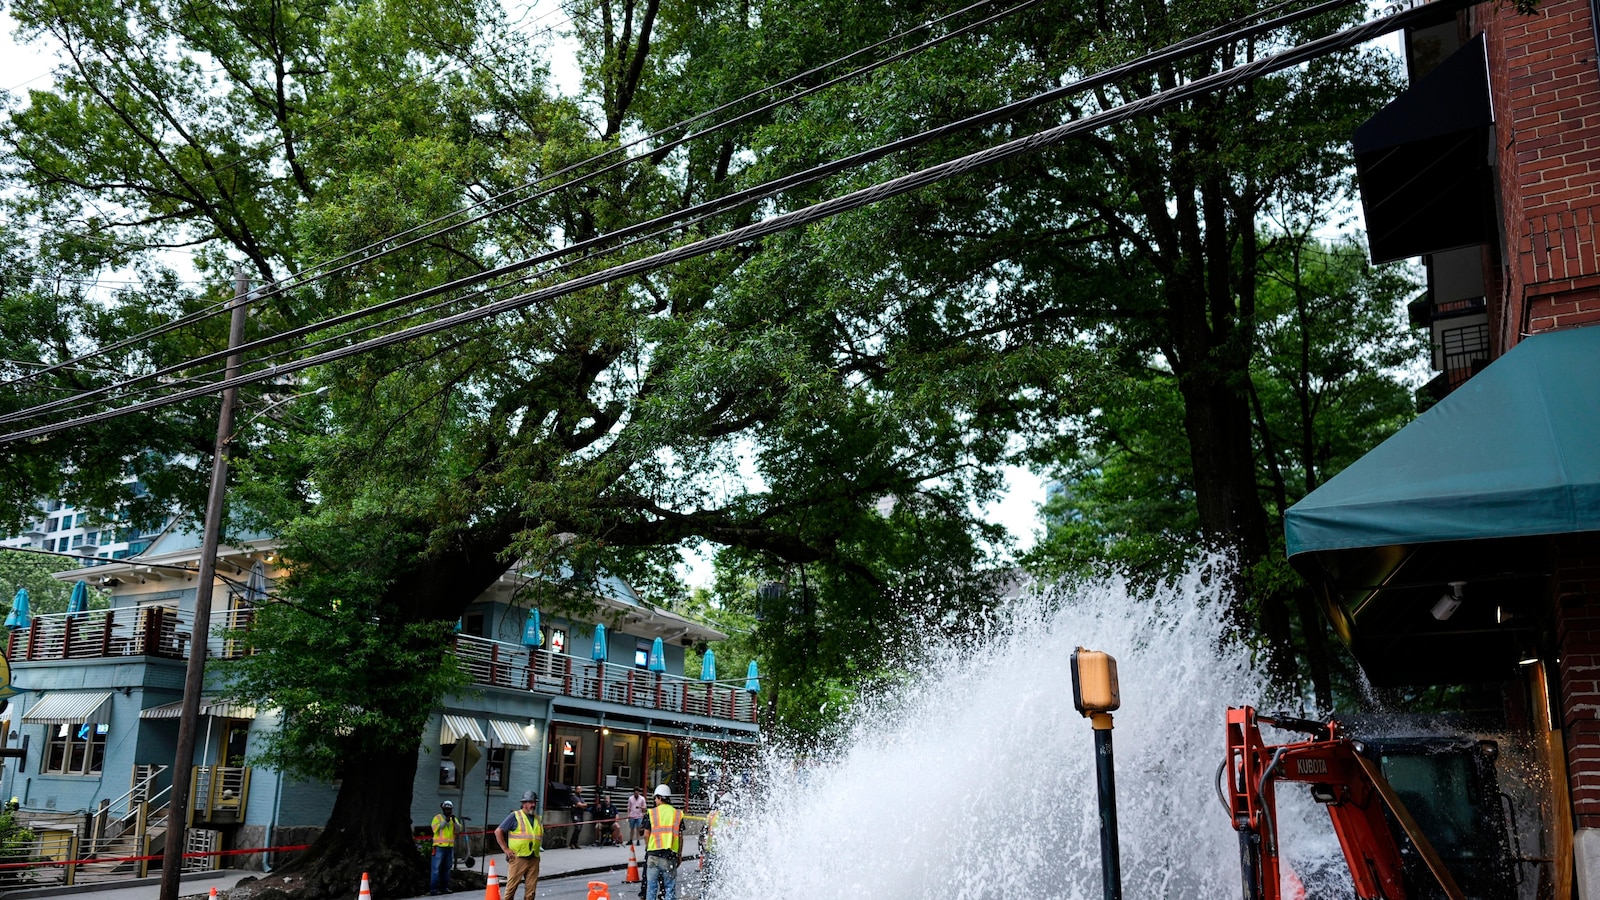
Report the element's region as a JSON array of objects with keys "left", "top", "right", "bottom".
[{"left": 1284, "top": 0, "right": 1600, "bottom": 892}]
